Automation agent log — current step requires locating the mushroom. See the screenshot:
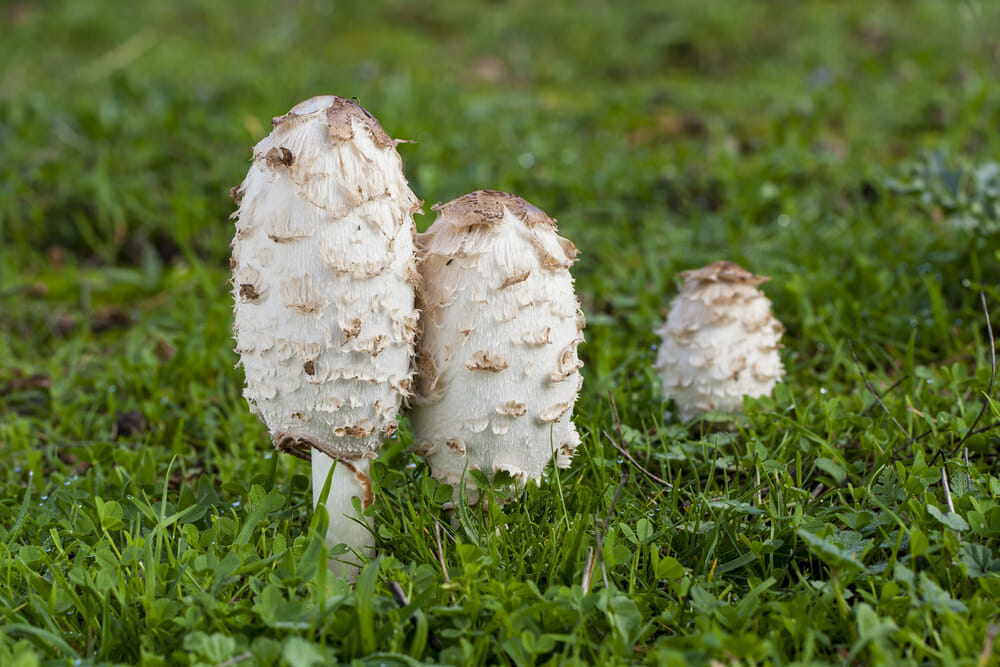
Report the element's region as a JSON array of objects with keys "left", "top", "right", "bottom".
[
  {"left": 230, "top": 96, "right": 421, "bottom": 576},
  {"left": 410, "top": 190, "right": 585, "bottom": 503},
  {"left": 654, "top": 261, "right": 784, "bottom": 421}
]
